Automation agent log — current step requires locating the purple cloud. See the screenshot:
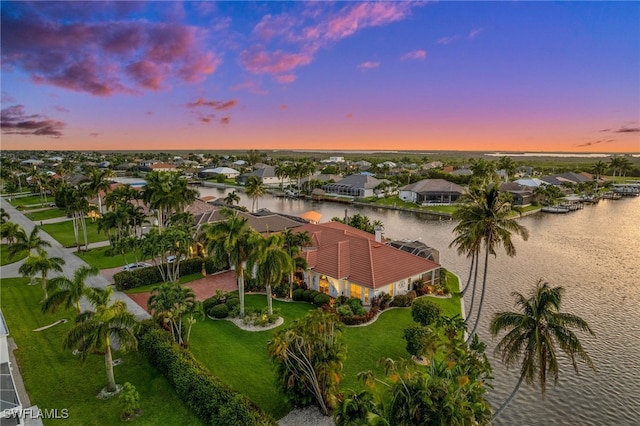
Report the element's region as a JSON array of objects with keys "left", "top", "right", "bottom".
[
  {"left": 1, "top": 7, "right": 219, "bottom": 96},
  {"left": 401, "top": 50, "right": 427, "bottom": 61},
  {"left": 358, "top": 61, "right": 380, "bottom": 70},
  {"left": 1, "top": 105, "right": 65, "bottom": 137}
]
